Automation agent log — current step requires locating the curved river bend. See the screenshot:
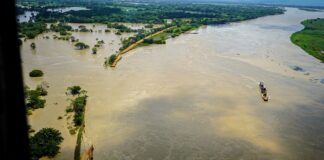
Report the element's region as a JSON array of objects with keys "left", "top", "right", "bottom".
[{"left": 22, "top": 8, "right": 324, "bottom": 160}]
